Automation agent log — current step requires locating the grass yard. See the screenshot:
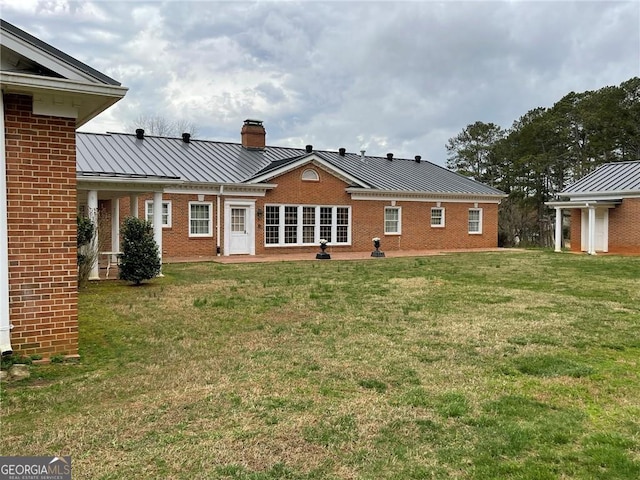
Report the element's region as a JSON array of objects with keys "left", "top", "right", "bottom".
[{"left": 1, "top": 251, "right": 640, "bottom": 479}]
